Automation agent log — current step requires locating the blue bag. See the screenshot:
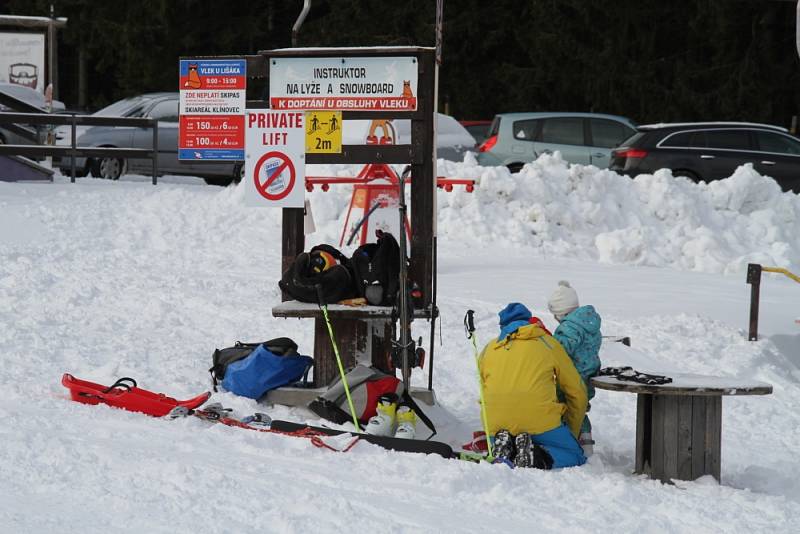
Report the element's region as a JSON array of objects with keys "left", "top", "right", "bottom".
[{"left": 221, "top": 344, "right": 313, "bottom": 399}]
